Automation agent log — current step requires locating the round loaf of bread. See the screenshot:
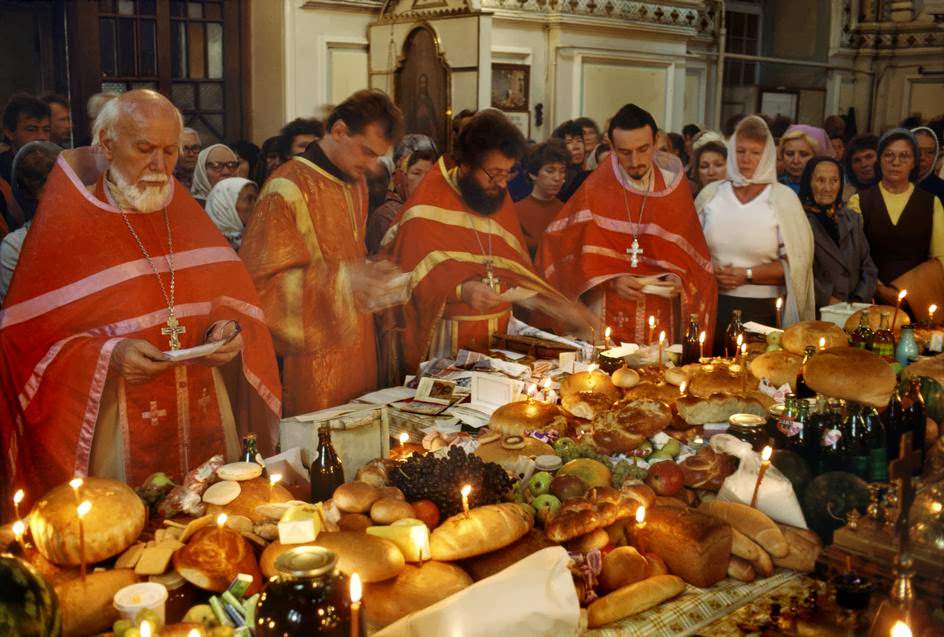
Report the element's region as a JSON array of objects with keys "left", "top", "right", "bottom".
[
  {"left": 473, "top": 437, "right": 554, "bottom": 475},
  {"left": 805, "top": 346, "right": 896, "bottom": 408},
  {"left": 749, "top": 350, "right": 803, "bottom": 391},
  {"left": 687, "top": 365, "right": 743, "bottom": 398},
  {"left": 369, "top": 498, "right": 415, "bottom": 525},
  {"left": 314, "top": 531, "right": 406, "bottom": 582},
  {"left": 902, "top": 352, "right": 944, "bottom": 385},
  {"left": 781, "top": 320, "right": 847, "bottom": 354},
  {"left": 559, "top": 371, "right": 621, "bottom": 403},
  {"left": 30, "top": 477, "right": 146, "bottom": 566},
  {"left": 611, "top": 366, "right": 641, "bottom": 389},
  {"left": 430, "top": 503, "right": 534, "bottom": 561},
  {"left": 599, "top": 546, "right": 647, "bottom": 591},
  {"left": 844, "top": 305, "right": 910, "bottom": 336},
  {"left": 488, "top": 400, "right": 566, "bottom": 436},
  {"left": 333, "top": 481, "right": 382, "bottom": 513},
  {"left": 174, "top": 526, "right": 262, "bottom": 594},
  {"left": 565, "top": 528, "right": 610, "bottom": 553},
  {"left": 663, "top": 367, "right": 689, "bottom": 387},
  {"left": 363, "top": 562, "right": 473, "bottom": 628},
  {"left": 205, "top": 477, "right": 293, "bottom": 523}
]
